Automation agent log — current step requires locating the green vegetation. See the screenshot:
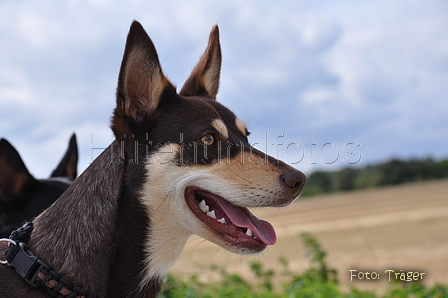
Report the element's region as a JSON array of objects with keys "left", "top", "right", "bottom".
[
  {"left": 302, "top": 157, "right": 448, "bottom": 196},
  {"left": 159, "top": 233, "right": 448, "bottom": 298}
]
